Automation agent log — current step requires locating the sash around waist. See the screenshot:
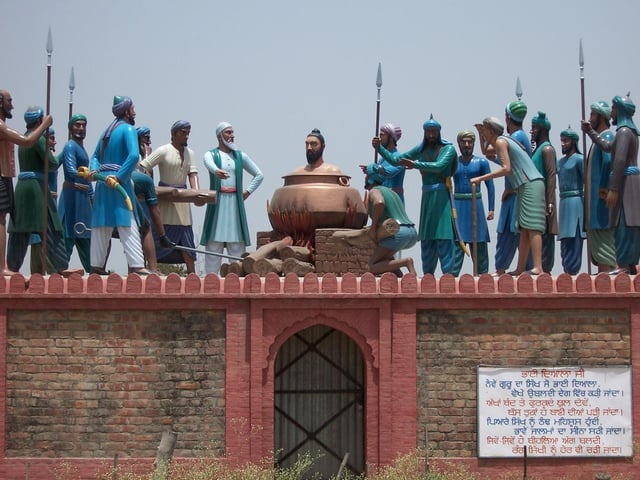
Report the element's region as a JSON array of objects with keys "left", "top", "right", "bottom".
[
  {"left": 18, "top": 171, "right": 44, "bottom": 180},
  {"left": 99, "top": 163, "right": 120, "bottom": 172},
  {"left": 454, "top": 192, "right": 482, "bottom": 200},
  {"left": 422, "top": 183, "right": 446, "bottom": 192},
  {"left": 63, "top": 180, "right": 91, "bottom": 193},
  {"left": 560, "top": 189, "right": 582, "bottom": 198}
]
